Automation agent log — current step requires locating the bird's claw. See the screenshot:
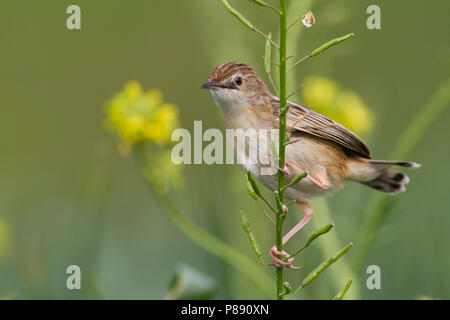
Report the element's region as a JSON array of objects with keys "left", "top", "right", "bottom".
[
  {"left": 279, "top": 166, "right": 291, "bottom": 176},
  {"left": 269, "top": 246, "right": 300, "bottom": 269},
  {"left": 266, "top": 154, "right": 291, "bottom": 176}
]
